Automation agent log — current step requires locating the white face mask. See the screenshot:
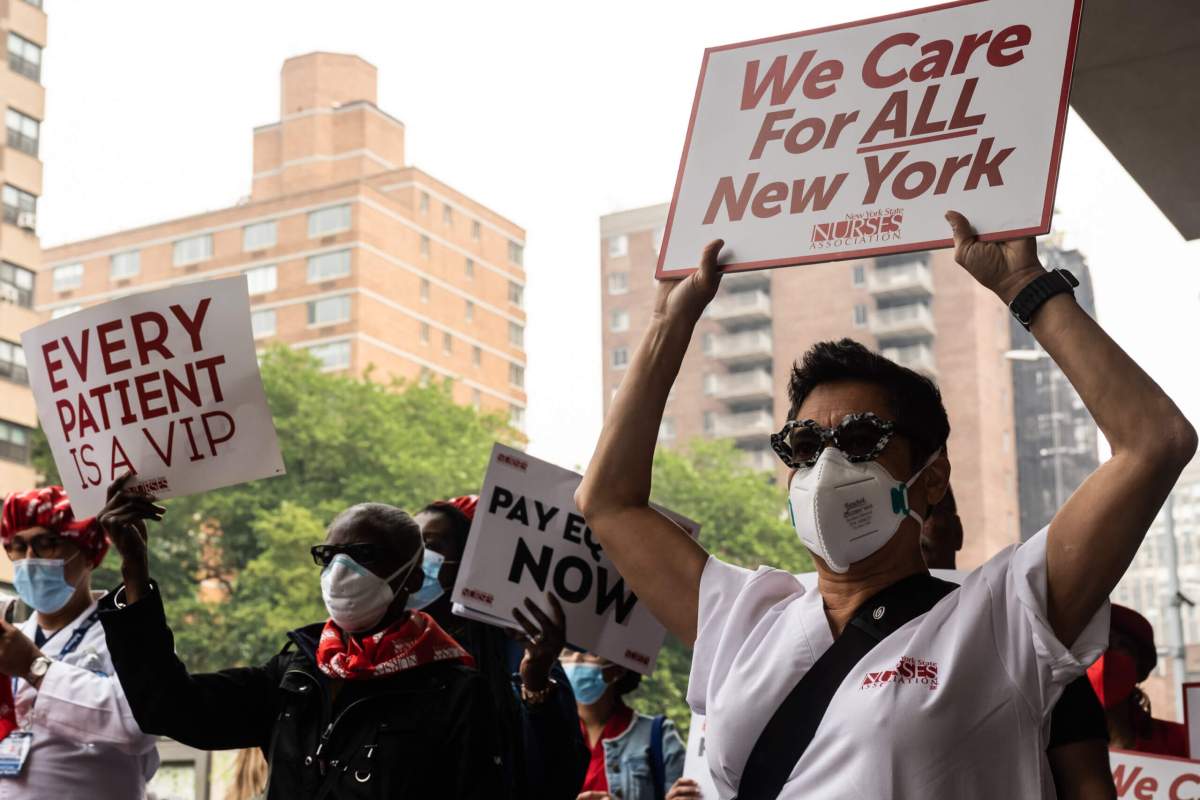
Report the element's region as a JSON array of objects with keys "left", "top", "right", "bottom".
[
  {"left": 788, "top": 448, "right": 939, "bottom": 574},
  {"left": 320, "top": 545, "right": 423, "bottom": 633}
]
